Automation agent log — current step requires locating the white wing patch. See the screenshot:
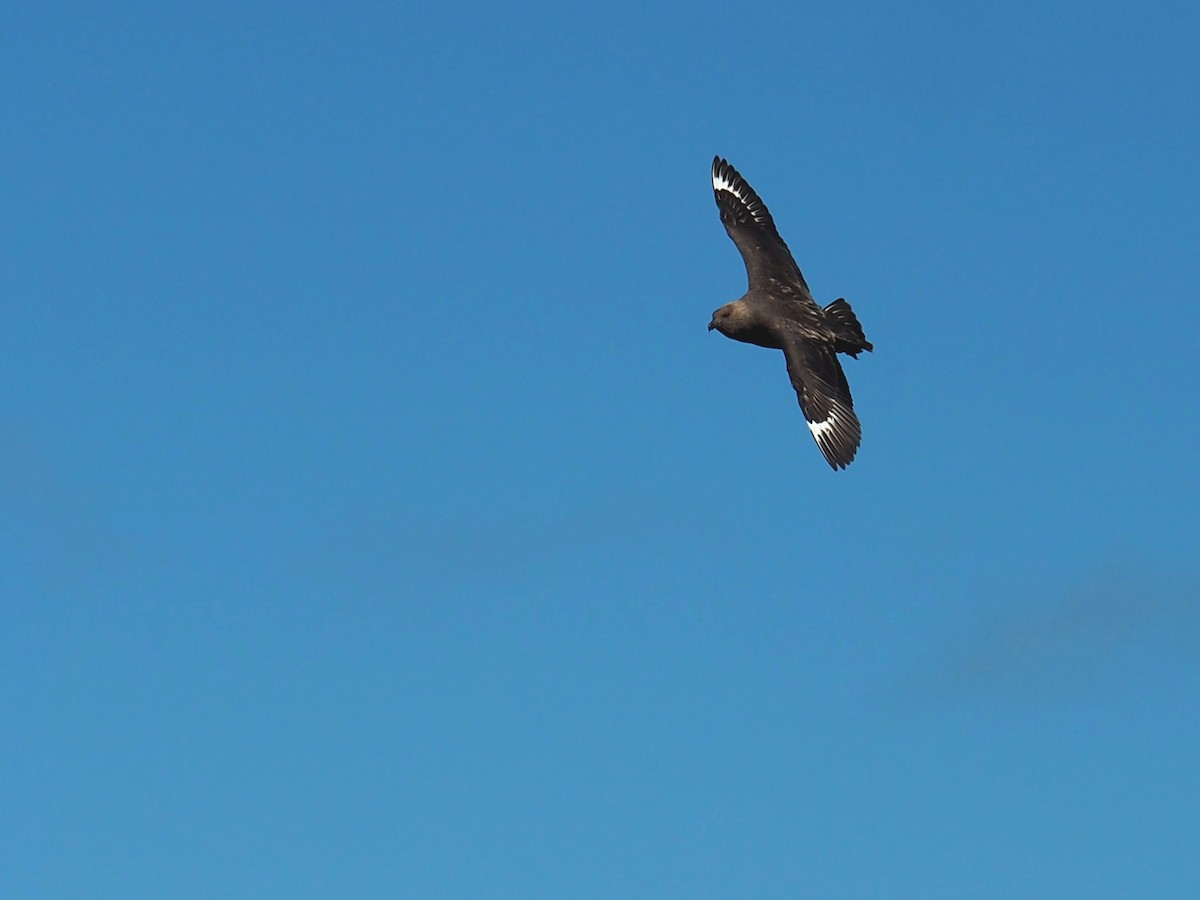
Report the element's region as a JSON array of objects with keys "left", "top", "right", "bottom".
[
  {"left": 804, "top": 398, "right": 861, "bottom": 469},
  {"left": 807, "top": 411, "right": 841, "bottom": 442},
  {"left": 712, "top": 168, "right": 741, "bottom": 197},
  {"left": 712, "top": 166, "right": 771, "bottom": 227}
]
